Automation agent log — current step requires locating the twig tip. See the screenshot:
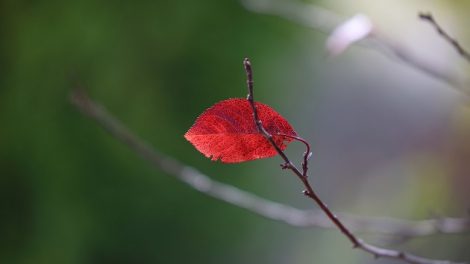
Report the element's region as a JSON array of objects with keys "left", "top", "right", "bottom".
[
  {"left": 418, "top": 12, "right": 432, "bottom": 20},
  {"left": 243, "top": 58, "right": 252, "bottom": 71}
]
